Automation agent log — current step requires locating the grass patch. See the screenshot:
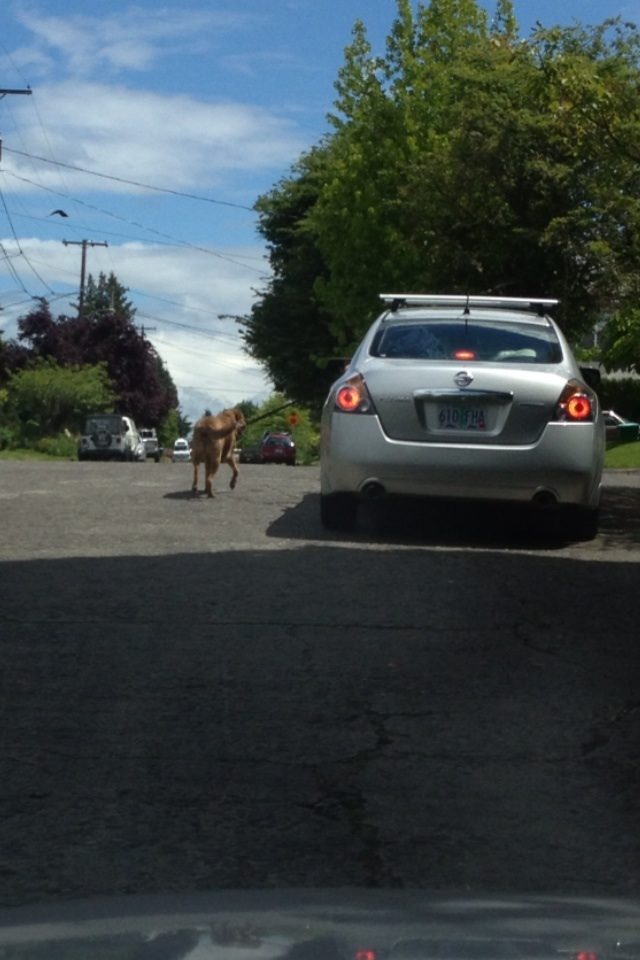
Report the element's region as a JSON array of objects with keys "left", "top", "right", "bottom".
[
  {"left": 0, "top": 448, "right": 70, "bottom": 461},
  {"left": 605, "top": 441, "right": 640, "bottom": 468}
]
